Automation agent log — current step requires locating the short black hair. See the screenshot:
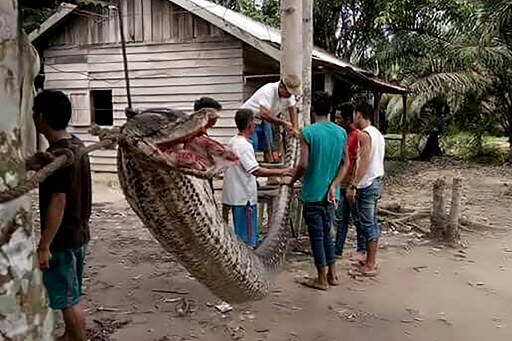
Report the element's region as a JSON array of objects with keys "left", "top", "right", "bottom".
[
  {"left": 312, "top": 91, "right": 331, "bottom": 116},
  {"left": 194, "top": 97, "right": 222, "bottom": 112},
  {"left": 235, "top": 109, "right": 253, "bottom": 131},
  {"left": 339, "top": 102, "right": 355, "bottom": 122},
  {"left": 354, "top": 102, "right": 374, "bottom": 121},
  {"left": 33, "top": 90, "right": 72, "bottom": 130}
]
